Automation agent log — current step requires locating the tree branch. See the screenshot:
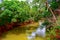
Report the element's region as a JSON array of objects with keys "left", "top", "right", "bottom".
[{"left": 46, "top": 1, "right": 57, "bottom": 23}]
